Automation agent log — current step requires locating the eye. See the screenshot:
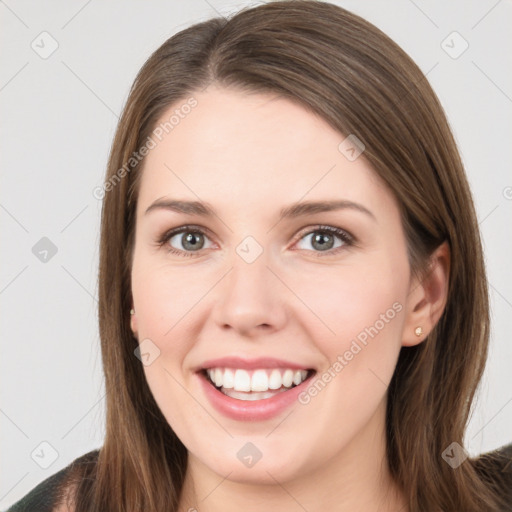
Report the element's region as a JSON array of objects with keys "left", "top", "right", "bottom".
[
  {"left": 293, "top": 225, "right": 354, "bottom": 256},
  {"left": 156, "top": 224, "right": 354, "bottom": 258},
  {"left": 156, "top": 225, "right": 214, "bottom": 258}
]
